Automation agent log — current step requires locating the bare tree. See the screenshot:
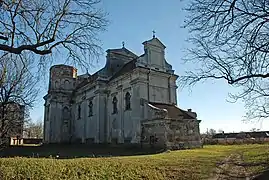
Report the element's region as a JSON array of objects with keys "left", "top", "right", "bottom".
[
  {"left": 208, "top": 128, "right": 217, "bottom": 136},
  {"left": 0, "top": 0, "right": 107, "bottom": 147},
  {"left": 250, "top": 128, "right": 258, "bottom": 132},
  {"left": 180, "top": 0, "right": 269, "bottom": 121},
  {"left": 218, "top": 129, "right": 224, "bottom": 134},
  {"left": 24, "top": 118, "right": 43, "bottom": 138},
  {"left": 0, "top": 53, "right": 38, "bottom": 148},
  {"left": 0, "top": 0, "right": 107, "bottom": 69}
]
